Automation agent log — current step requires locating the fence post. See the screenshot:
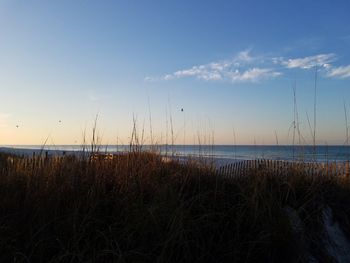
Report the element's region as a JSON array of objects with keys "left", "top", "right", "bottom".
[{"left": 241, "top": 161, "right": 245, "bottom": 176}]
